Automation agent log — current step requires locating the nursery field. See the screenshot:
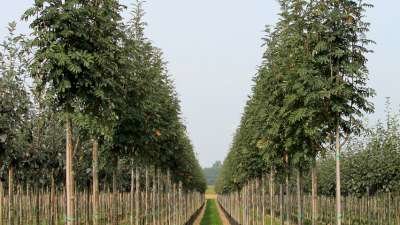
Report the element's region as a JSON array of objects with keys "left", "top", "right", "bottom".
[{"left": 1, "top": 0, "right": 399, "bottom": 225}]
